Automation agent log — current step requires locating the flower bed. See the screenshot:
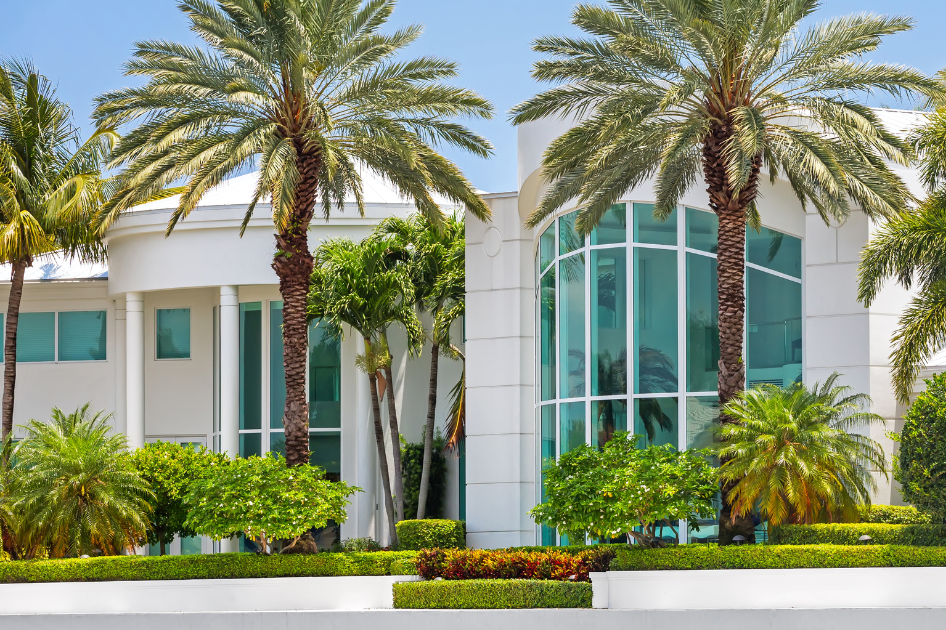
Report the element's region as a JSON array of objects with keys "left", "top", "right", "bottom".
[
  {"left": 414, "top": 547, "right": 614, "bottom": 582},
  {"left": 393, "top": 579, "right": 592, "bottom": 609},
  {"left": 771, "top": 523, "right": 946, "bottom": 546},
  {"left": 0, "top": 551, "right": 417, "bottom": 584}
]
